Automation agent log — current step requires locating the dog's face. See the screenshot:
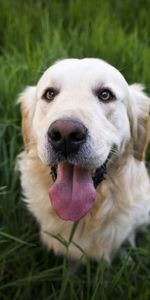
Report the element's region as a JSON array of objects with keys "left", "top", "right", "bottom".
[
  {"left": 33, "top": 59, "right": 130, "bottom": 167},
  {"left": 20, "top": 58, "right": 149, "bottom": 221}
]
